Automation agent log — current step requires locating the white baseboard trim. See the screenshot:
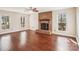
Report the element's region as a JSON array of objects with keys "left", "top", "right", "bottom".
[
  {"left": 76, "top": 36, "right": 79, "bottom": 46},
  {"left": 29, "top": 29, "right": 38, "bottom": 31},
  {"left": 52, "top": 32, "right": 76, "bottom": 38},
  {"left": 0, "top": 29, "right": 29, "bottom": 35}
]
